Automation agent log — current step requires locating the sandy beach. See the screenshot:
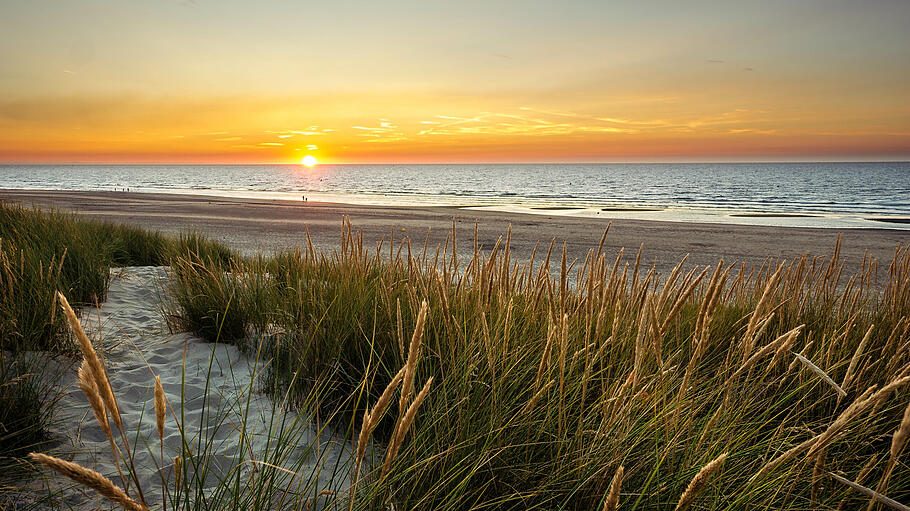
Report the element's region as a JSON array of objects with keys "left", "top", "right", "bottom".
[{"left": 2, "top": 189, "right": 907, "bottom": 277}]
